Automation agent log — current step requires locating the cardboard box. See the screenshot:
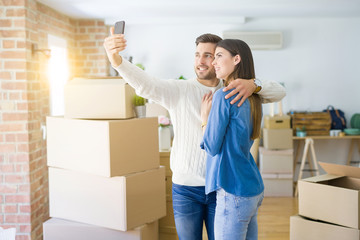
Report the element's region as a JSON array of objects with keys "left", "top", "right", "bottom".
[
  {"left": 160, "top": 151, "right": 172, "bottom": 176},
  {"left": 159, "top": 226, "right": 179, "bottom": 240},
  {"left": 264, "top": 115, "right": 291, "bottom": 129},
  {"left": 64, "top": 78, "right": 135, "bottom": 119},
  {"left": 290, "top": 215, "right": 360, "bottom": 240},
  {"left": 49, "top": 167, "right": 166, "bottom": 231},
  {"left": 263, "top": 128, "right": 293, "bottom": 150},
  {"left": 159, "top": 197, "right": 175, "bottom": 228},
  {"left": 259, "top": 147, "right": 293, "bottom": 174},
  {"left": 159, "top": 225, "right": 208, "bottom": 240},
  {"left": 46, "top": 116, "right": 159, "bottom": 177},
  {"left": 165, "top": 176, "right": 172, "bottom": 197},
  {"left": 299, "top": 162, "right": 360, "bottom": 229},
  {"left": 43, "top": 218, "right": 158, "bottom": 240},
  {"left": 262, "top": 173, "right": 293, "bottom": 197}
]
